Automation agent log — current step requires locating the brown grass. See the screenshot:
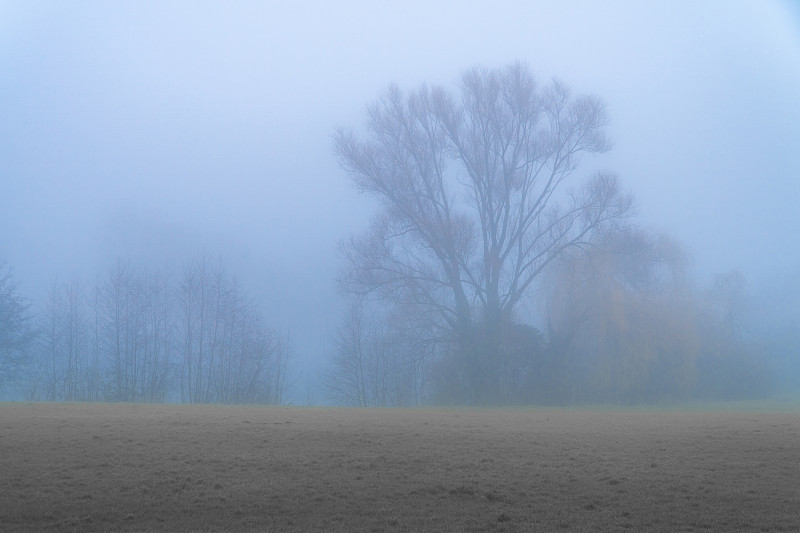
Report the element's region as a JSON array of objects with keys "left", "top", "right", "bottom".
[{"left": 1, "top": 402, "right": 798, "bottom": 532}]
